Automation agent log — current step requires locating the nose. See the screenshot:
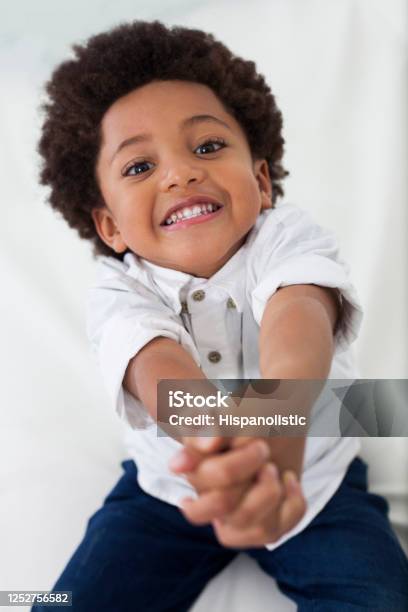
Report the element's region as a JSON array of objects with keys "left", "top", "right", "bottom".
[{"left": 159, "top": 157, "right": 206, "bottom": 192}]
